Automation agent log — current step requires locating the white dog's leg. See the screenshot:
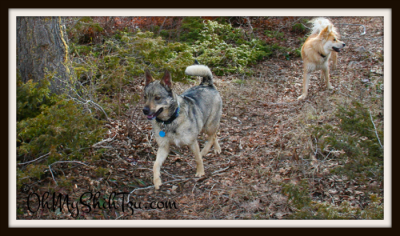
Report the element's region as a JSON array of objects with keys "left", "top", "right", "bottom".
[
  {"left": 153, "top": 144, "right": 170, "bottom": 189},
  {"left": 191, "top": 141, "right": 205, "bottom": 177},
  {"left": 322, "top": 66, "right": 333, "bottom": 89},
  {"left": 298, "top": 70, "right": 311, "bottom": 100}
]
